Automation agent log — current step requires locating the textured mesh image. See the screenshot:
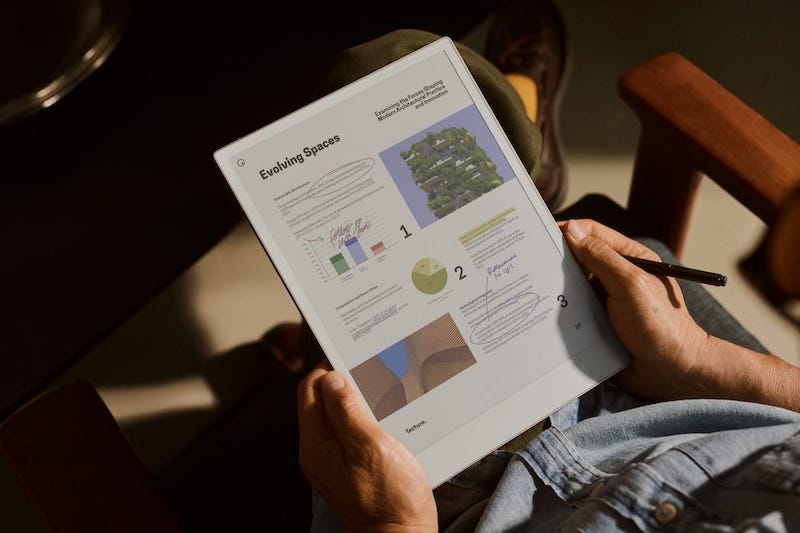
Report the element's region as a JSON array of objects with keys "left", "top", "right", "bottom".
[{"left": 350, "top": 314, "right": 476, "bottom": 421}]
